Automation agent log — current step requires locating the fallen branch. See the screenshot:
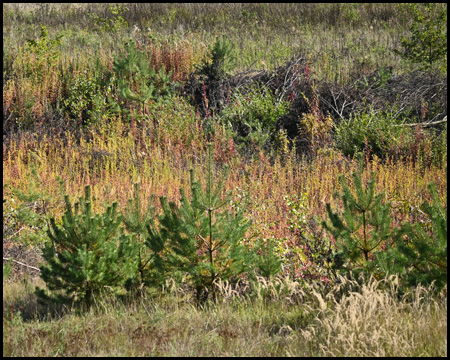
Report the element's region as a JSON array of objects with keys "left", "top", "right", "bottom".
[
  {"left": 393, "top": 116, "right": 447, "bottom": 127},
  {"left": 3, "top": 257, "right": 41, "bottom": 272}
]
